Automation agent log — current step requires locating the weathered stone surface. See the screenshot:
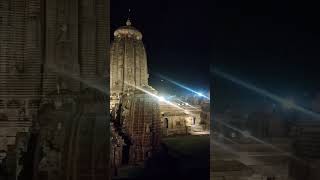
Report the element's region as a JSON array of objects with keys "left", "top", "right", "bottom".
[
  {"left": 110, "top": 19, "right": 149, "bottom": 110},
  {"left": 0, "top": 0, "right": 110, "bottom": 179},
  {"left": 0, "top": 0, "right": 42, "bottom": 153},
  {"left": 109, "top": 20, "right": 162, "bottom": 176},
  {"left": 120, "top": 90, "right": 161, "bottom": 163}
]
